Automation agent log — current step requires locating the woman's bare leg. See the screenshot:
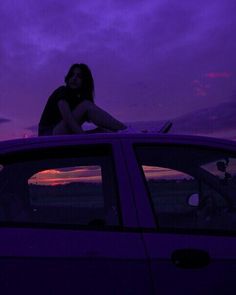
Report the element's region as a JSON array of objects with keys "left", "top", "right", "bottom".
[
  {"left": 73, "top": 100, "right": 127, "bottom": 131},
  {"left": 52, "top": 100, "right": 126, "bottom": 135},
  {"left": 52, "top": 120, "right": 76, "bottom": 135}
]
